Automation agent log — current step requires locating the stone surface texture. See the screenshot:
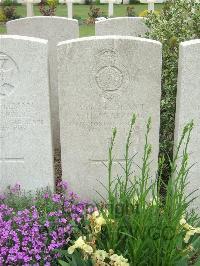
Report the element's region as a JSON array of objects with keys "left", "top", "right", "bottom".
[
  {"left": 95, "top": 17, "right": 148, "bottom": 37},
  {"left": 7, "top": 17, "right": 79, "bottom": 149},
  {"left": 0, "top": 35, "right": 54, "bottom": 192},
  {"left": 174, "top": 39, "right": 200, "bottom": 212},
  {"left": 58, "top": 36, "right": 162, "bottom": 200}
]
